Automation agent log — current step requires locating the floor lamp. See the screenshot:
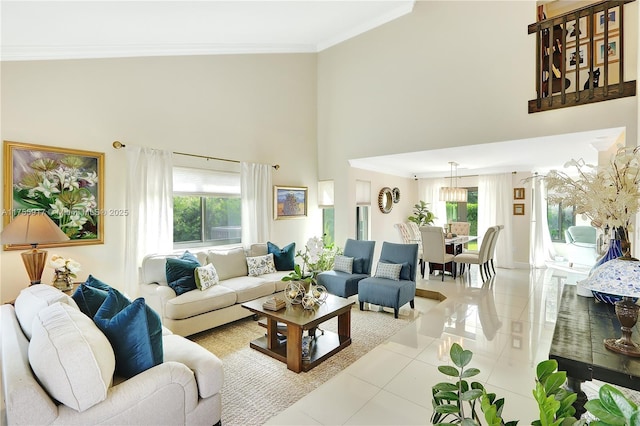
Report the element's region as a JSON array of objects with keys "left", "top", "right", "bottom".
[{"left": 1, "top": 212, "right": 69, "bottom": 285}]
